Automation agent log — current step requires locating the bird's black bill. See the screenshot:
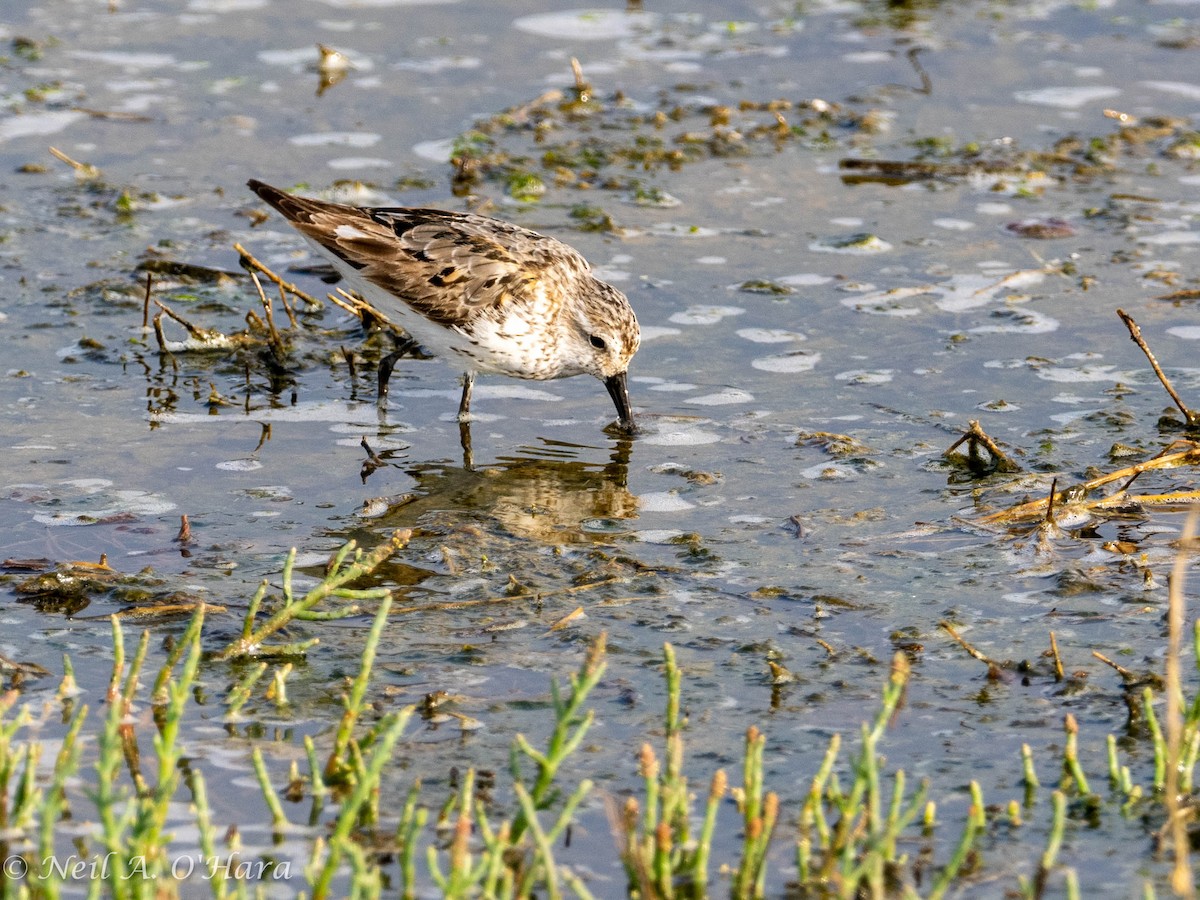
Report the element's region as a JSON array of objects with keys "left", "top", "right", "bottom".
[{"left": 604, "top": 372, "right": 637, "bottom": 433}]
